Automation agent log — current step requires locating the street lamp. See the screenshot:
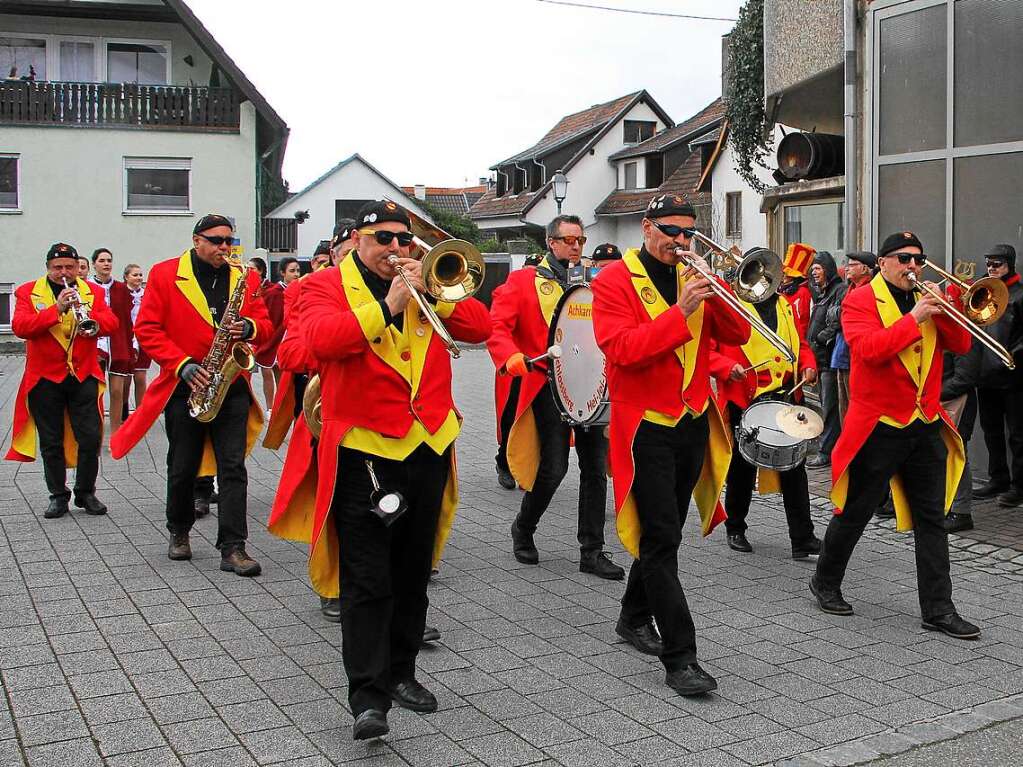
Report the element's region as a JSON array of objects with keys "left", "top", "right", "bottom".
[{"left": 552, "top": 170, "right": 568, "bottom": 215}]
